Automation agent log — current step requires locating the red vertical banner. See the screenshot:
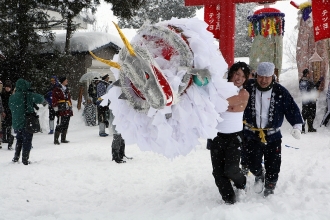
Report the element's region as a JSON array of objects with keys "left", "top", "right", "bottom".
[
  {"left": 204, "top": 4, "right": 221, "bottom": 39},
  {"left": 312, "top": 0, "right": 330, "bottom": 42}
]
